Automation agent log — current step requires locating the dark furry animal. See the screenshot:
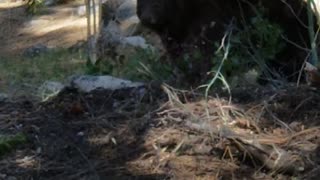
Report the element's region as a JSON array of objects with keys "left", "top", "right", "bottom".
[
  {"left": 137, "top": 0, "right": 313, "bottom": 48},
  {"left": 137, "top": 0, "right": 317, "bottom": 82},
  {"left": 137, "top": 0, "right": 233, "bottom": 46}
]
